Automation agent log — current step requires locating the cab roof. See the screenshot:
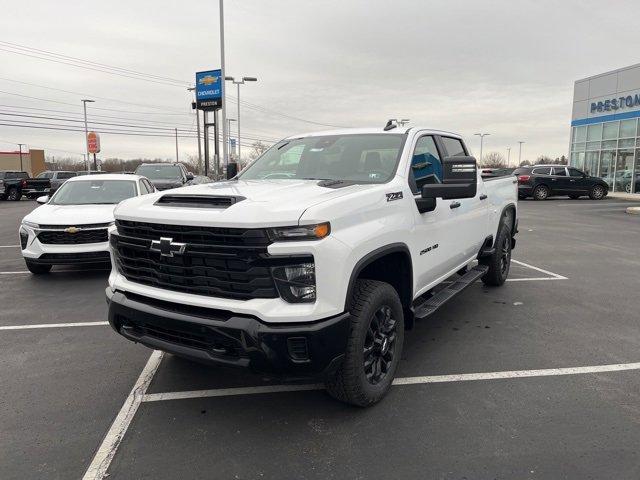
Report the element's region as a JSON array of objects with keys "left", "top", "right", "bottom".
[{"left": 284, "top": 127, "right": 463, "bottom": 140}]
